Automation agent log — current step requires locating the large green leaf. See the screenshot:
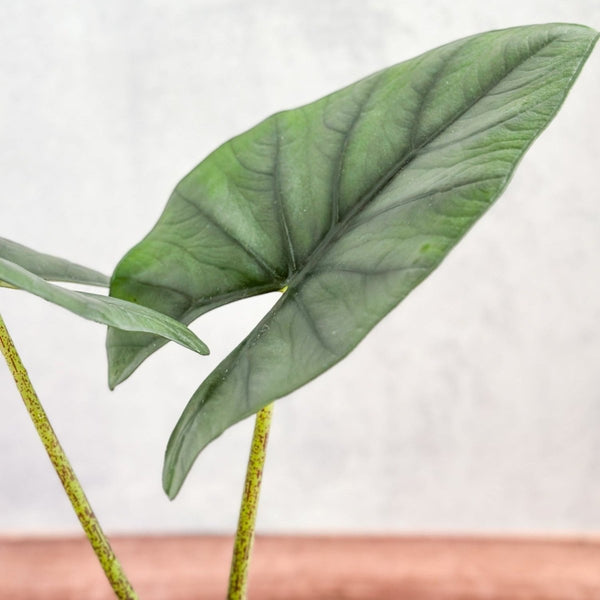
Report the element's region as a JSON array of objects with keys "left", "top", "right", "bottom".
[
  {"left": 0, "top": 237, "right": 110, "bottom": 287},
  {"left": 0, "top": 258, "right": 208, "bottom": 356},
  {"left": 106, "top": 24, "right": 598, "bottom": 497}
]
